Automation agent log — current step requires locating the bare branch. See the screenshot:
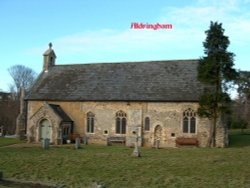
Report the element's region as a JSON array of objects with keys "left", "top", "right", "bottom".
[{"left": 8, "top": 65, "right": 37, "bottom": 92}]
